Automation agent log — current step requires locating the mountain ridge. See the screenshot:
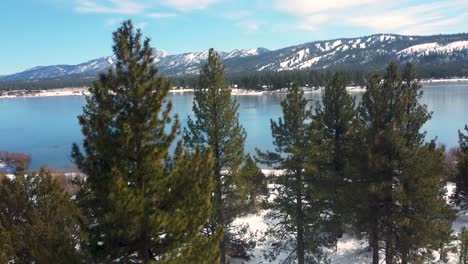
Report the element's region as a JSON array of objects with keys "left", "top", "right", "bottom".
[{"left": 2, "top": 33, "right": 468, "bottom": 82}]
